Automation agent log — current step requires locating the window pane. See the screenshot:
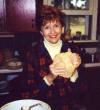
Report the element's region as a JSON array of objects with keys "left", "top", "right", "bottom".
[
  {"left": 64, "top": 15, "right": 92, "bottom": 40},
  {"left": 50, "top": 0, "right": 89, "bottom": 10}
]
